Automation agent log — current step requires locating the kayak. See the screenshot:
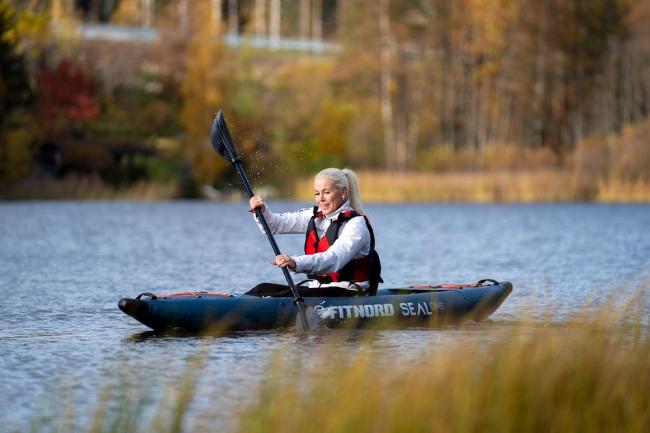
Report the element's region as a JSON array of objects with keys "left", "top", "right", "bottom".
[{"left": 118, "top": 279, "right": 512, "bottom": 332}]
